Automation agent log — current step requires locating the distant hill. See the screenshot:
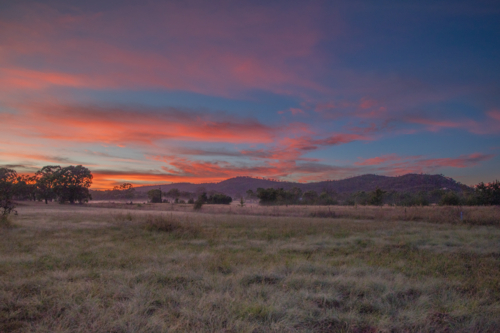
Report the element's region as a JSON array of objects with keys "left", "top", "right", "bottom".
[{"left": 134, "top": 174, "right": 470, "bottom": 197}]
